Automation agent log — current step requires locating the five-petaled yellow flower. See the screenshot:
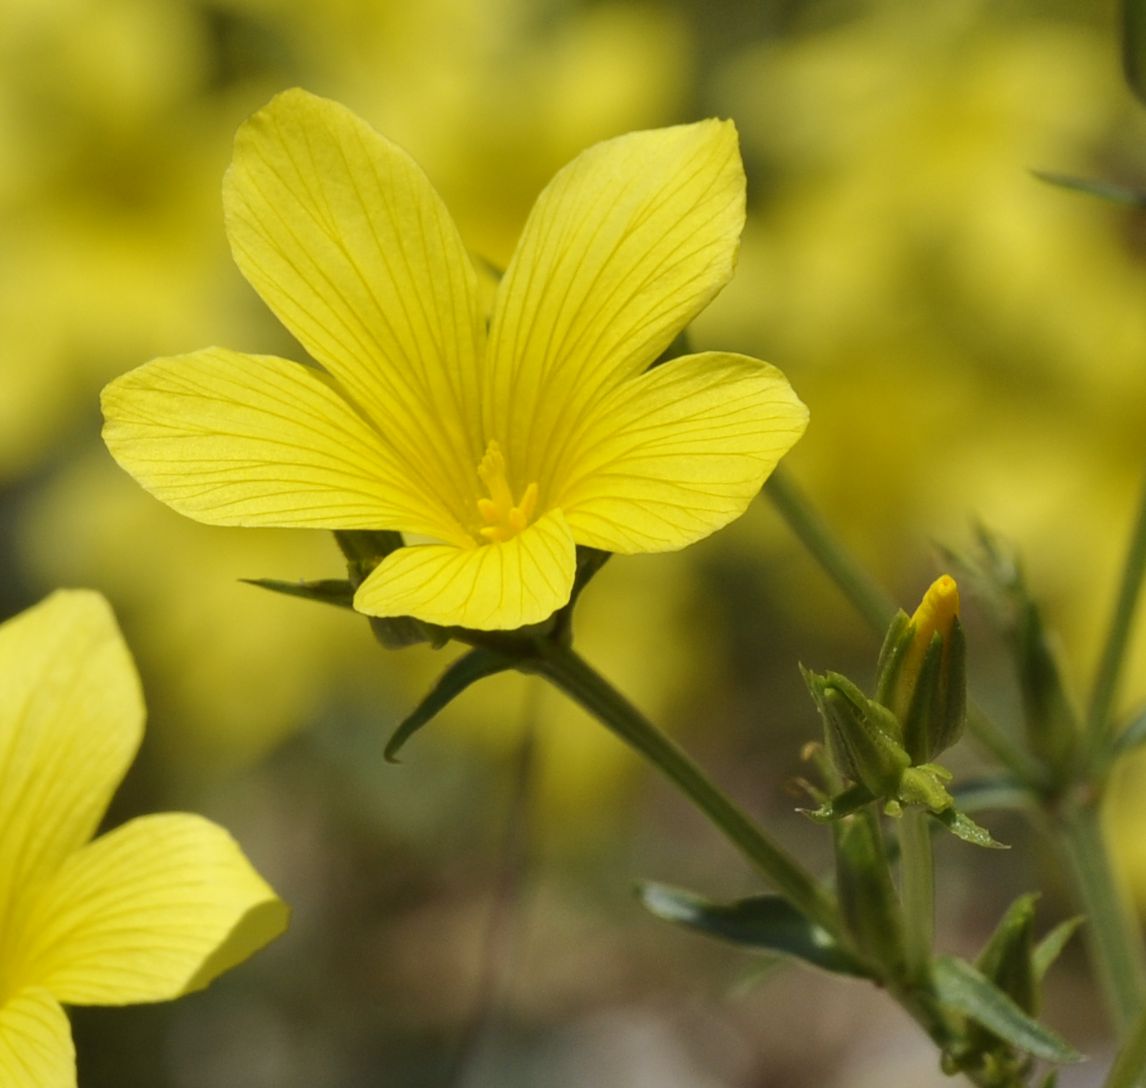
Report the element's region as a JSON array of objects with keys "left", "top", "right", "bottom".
[
  {"left": 102, "top": 89, "right": 808, "bottom": 630},
  {"left": 0, "top": 591, "right": 287, "bottom": 1088}
]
